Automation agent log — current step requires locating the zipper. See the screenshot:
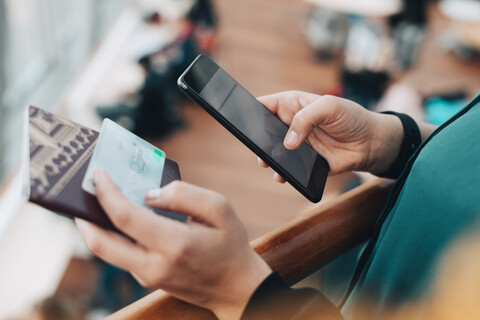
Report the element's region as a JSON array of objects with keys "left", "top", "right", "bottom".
[{"left": 338, "top": 94, "right": 480, "bottom": 309}]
